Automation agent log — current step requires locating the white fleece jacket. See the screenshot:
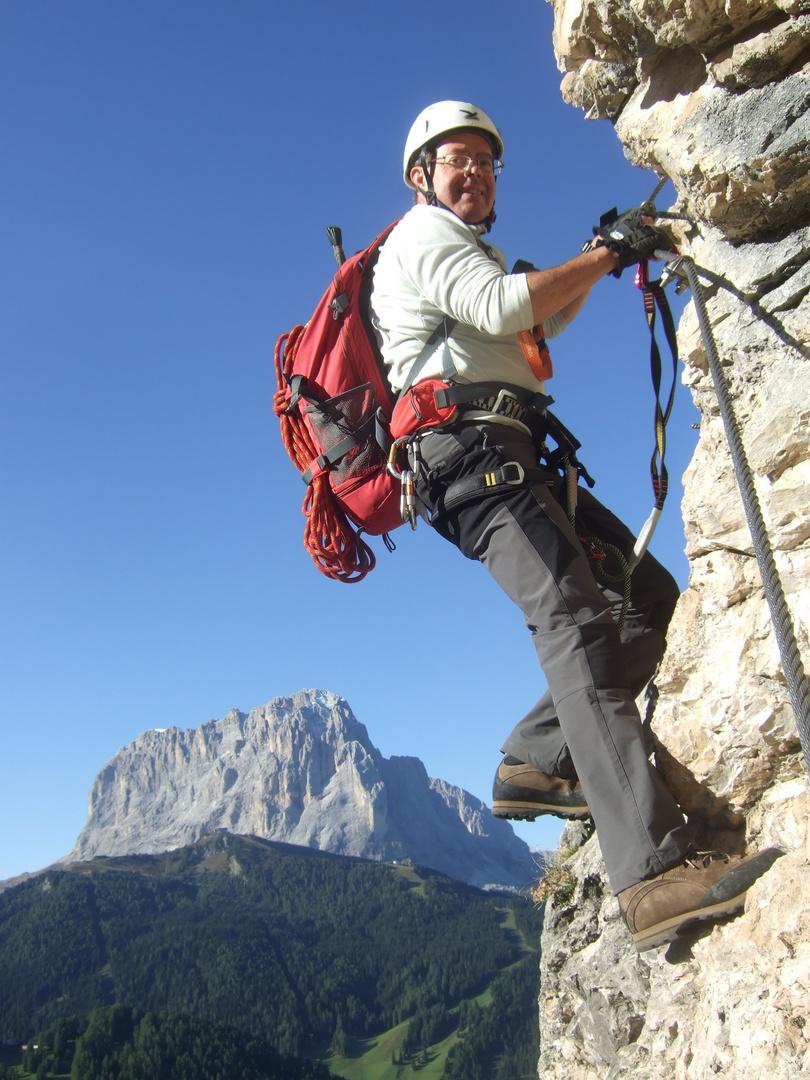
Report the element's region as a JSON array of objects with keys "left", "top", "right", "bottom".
[{"left": 369, "top": 204, "right": 566, "bottom": 392}]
